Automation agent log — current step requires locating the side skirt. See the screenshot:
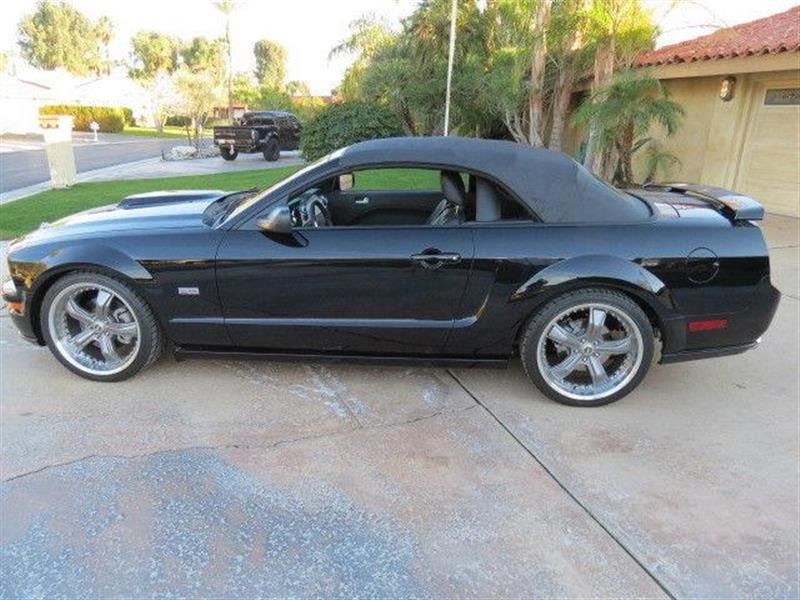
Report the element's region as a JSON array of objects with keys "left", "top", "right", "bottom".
[{"left": 173, "top": 346, "right": 509, "bottom": 369}]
